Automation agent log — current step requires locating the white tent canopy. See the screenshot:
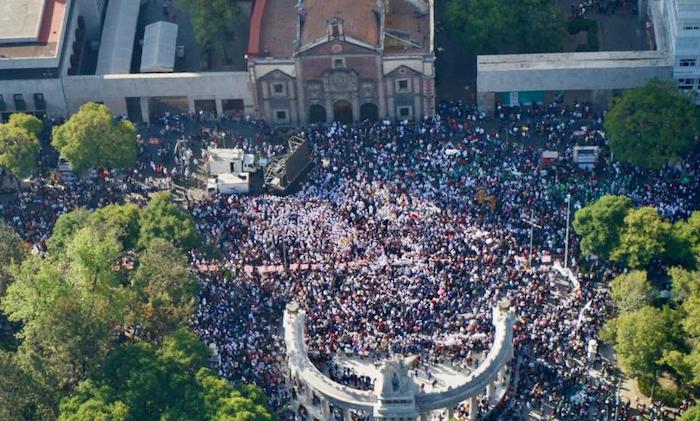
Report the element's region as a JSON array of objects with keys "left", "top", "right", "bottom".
[
  {"left": 140, "top": 21, "right": 178, "bottom": 73},
  {"left": 96, "top": 0, "right": 140, "bottom": 75}
]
